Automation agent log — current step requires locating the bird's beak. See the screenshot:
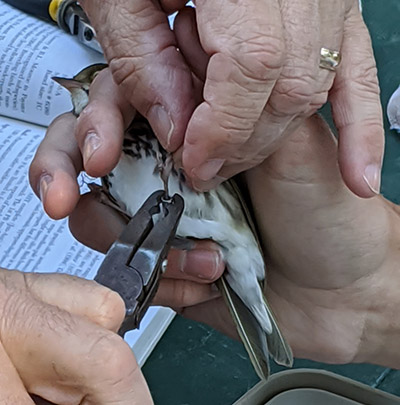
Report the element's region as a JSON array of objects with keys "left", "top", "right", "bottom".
[{"left": 52, "top": 77, "right": 83, "bottom": 92}]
